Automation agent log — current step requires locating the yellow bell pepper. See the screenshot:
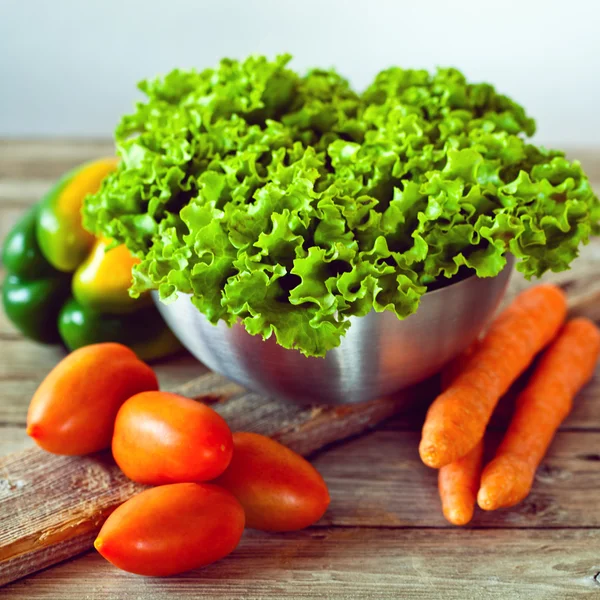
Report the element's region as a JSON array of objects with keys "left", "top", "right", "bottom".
[
  {"left": 37, "top": 158, "right": 119, "bottom": 272},
  {"left": 72, "top": 238, "right": 151, "bottom": 314}
]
